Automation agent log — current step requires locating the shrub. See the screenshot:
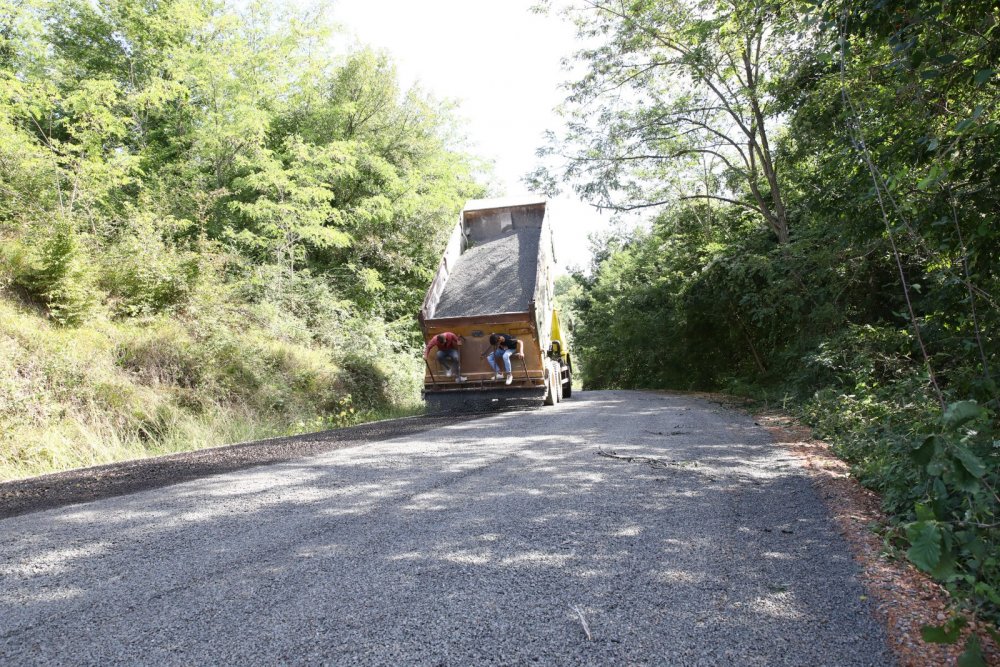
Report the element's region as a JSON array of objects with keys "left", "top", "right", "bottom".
[
  {"left": 20, "top": 223, "right": 98, "bottom": 325},
  {"left": 103, "top": 244, "right": 199, "bottom": 317}
]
